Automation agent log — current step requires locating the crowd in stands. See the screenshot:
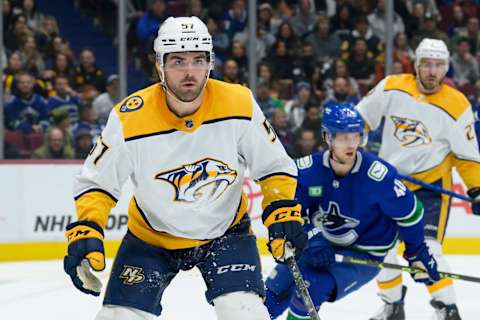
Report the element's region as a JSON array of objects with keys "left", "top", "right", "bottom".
[{"left": 3, "top": 0, "right": 480, "bottom": 159}]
